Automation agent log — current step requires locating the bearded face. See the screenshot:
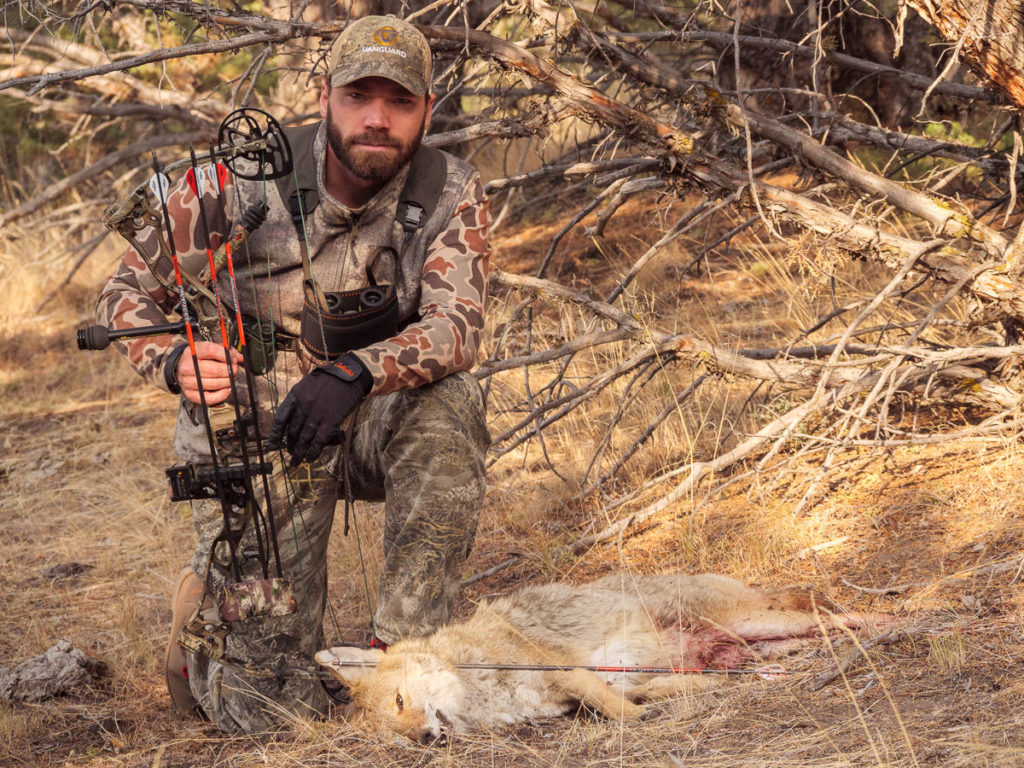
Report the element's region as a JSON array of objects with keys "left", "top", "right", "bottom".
[{"left": 325, "top": 98, "right": 426, "bottom": 185}]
